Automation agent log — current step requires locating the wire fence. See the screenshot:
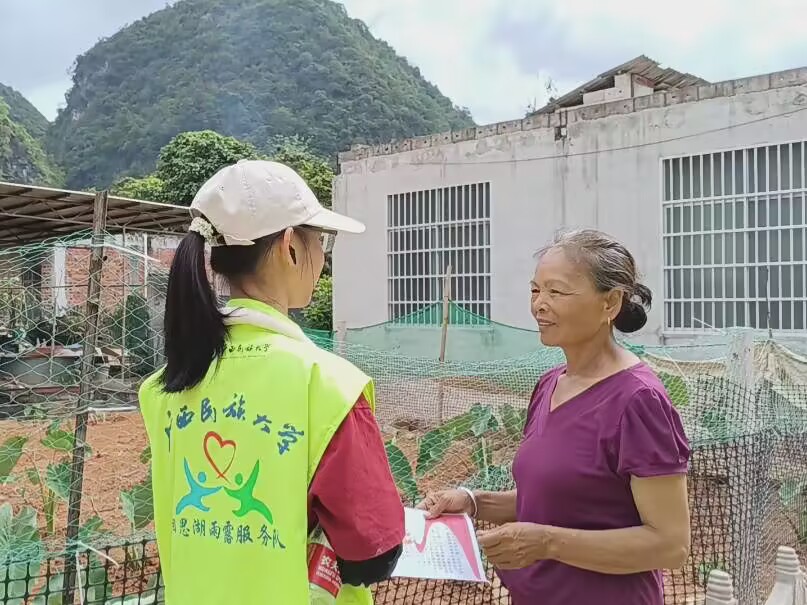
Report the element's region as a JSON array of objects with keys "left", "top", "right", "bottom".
[{"left": 1, "top": 234, "right": 807, "bottom": 604}]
